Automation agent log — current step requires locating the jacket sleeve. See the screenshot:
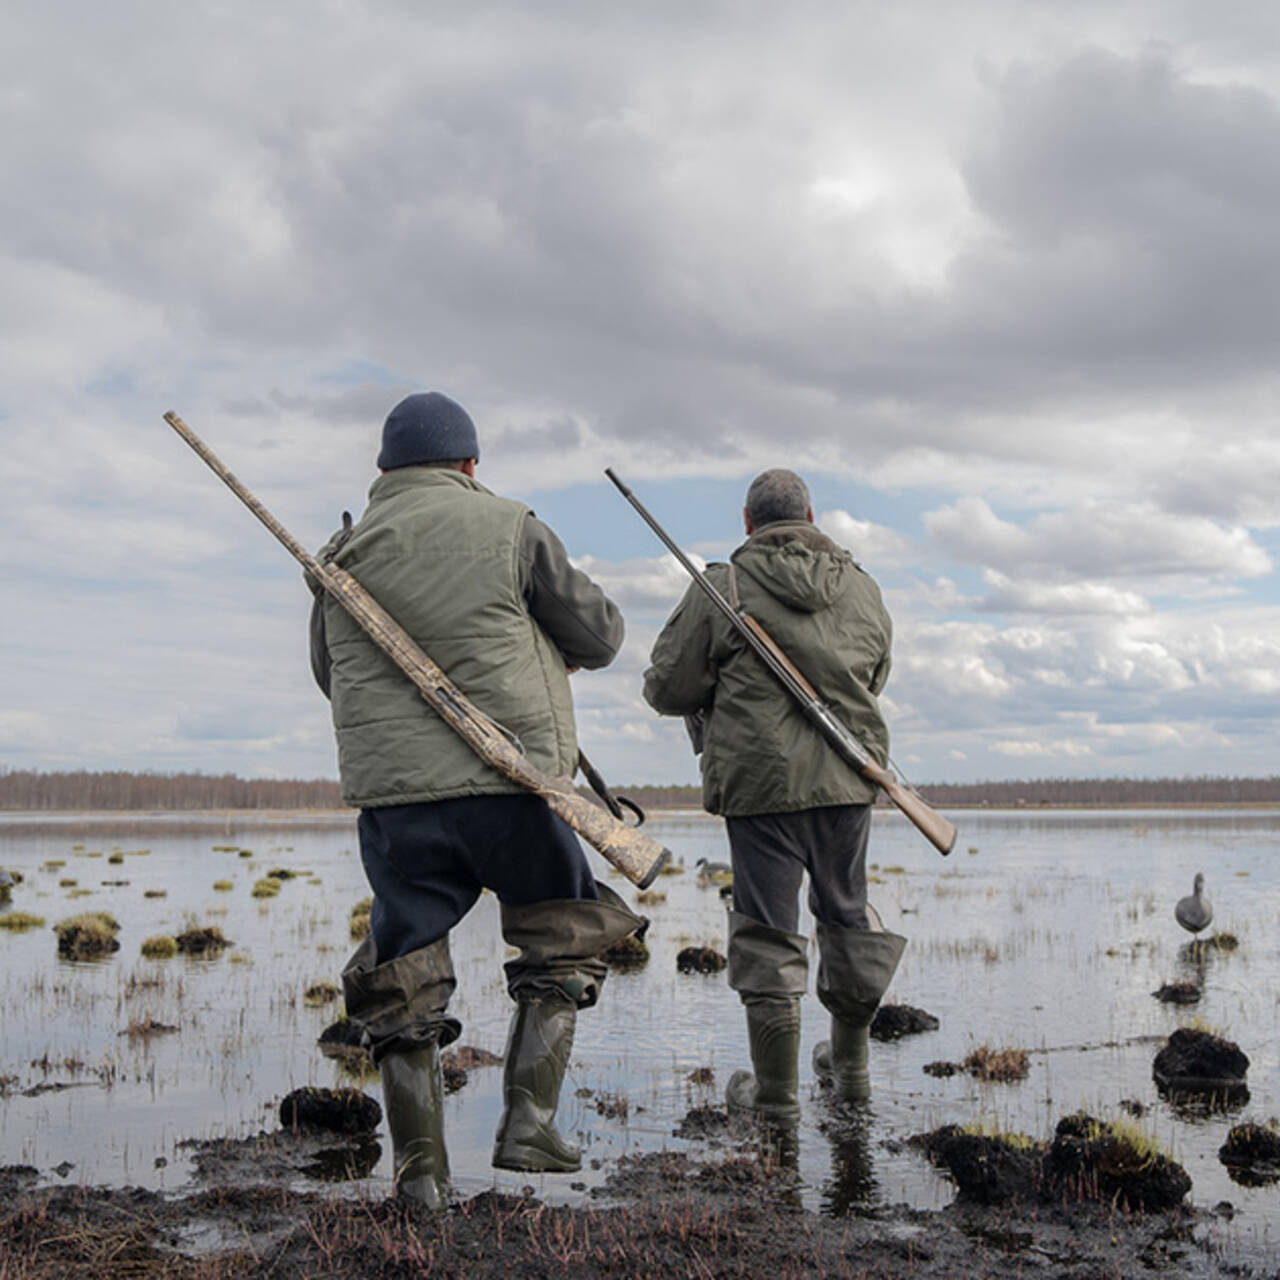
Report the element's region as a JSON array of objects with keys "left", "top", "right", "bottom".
[
  {"left": 642, "top": 580, "right": 719, "bottom": 716},
  {"left": 867, "top": 604, "right": 893, "bottom": 696},
  {"left": 308, "top": 594, "right": 332, "bottom": 698},
  {"left": 304, "top": 522, "right": 353, "bottom": 701},
  {"left": 520, "top": 514, "right": 624, "bottom": 670}
]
